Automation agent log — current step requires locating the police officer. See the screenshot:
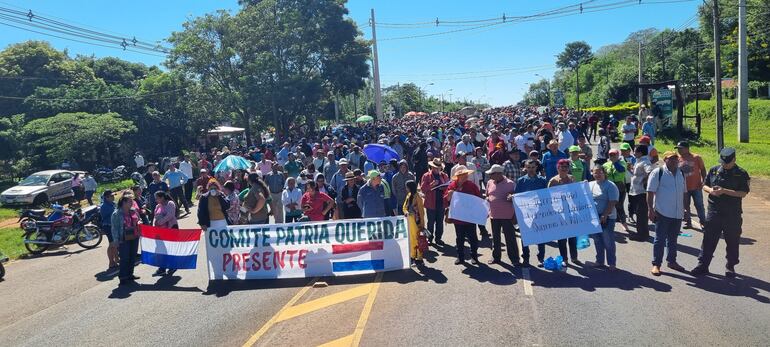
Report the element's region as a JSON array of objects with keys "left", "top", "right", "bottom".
[{"left": 691, "top": 148, "right": 750, "bottom": 278}]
